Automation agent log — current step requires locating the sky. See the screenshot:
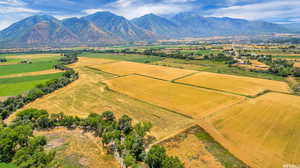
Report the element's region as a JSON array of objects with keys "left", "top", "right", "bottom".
[{"left": 0, "top": 0, "right": 300, "bottom": 30}]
